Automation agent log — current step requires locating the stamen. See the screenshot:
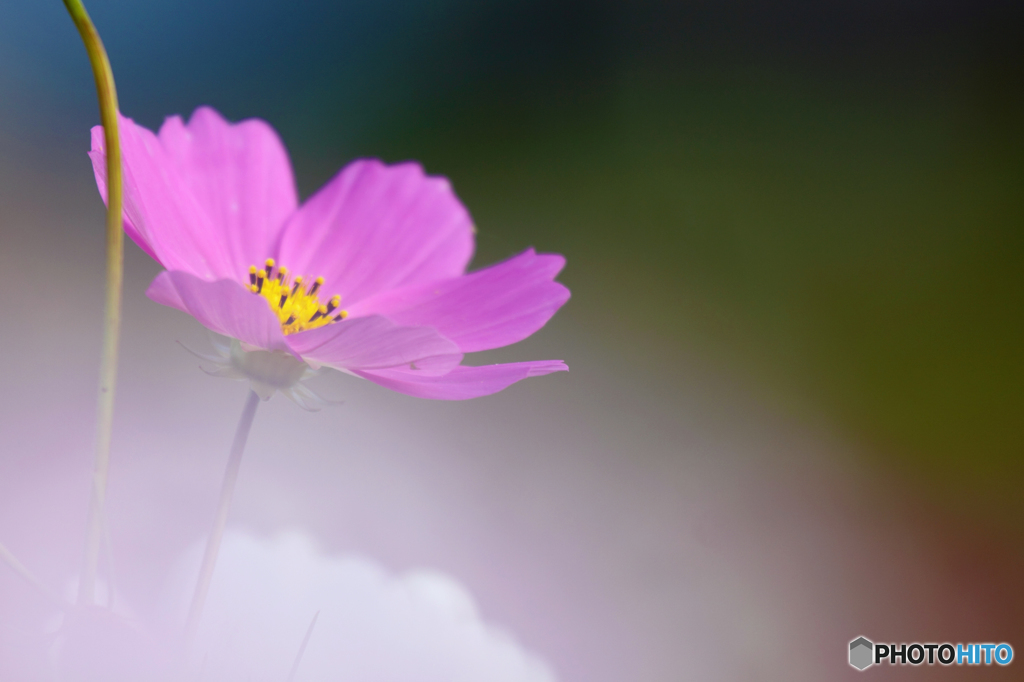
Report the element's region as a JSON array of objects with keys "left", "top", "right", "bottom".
[
  {"left": 245, "top": 262, "right": 344, "bottom": 335},
  {"left": 309, "top": 304, "right": 328, "bottom": 323}
]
